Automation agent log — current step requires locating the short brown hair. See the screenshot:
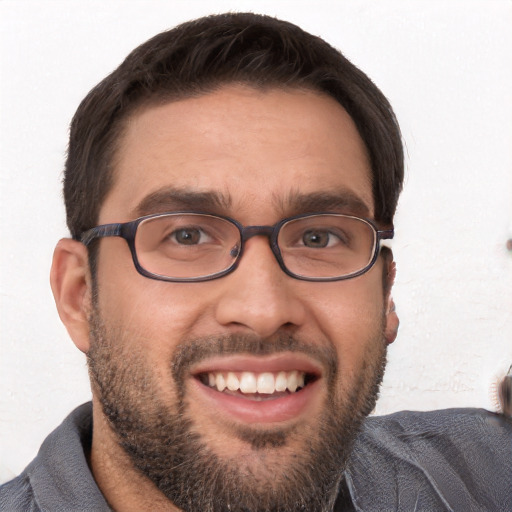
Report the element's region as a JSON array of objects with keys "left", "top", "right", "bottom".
[{"left": 65, "top": 12, "right": 403, "bottom": 240}]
